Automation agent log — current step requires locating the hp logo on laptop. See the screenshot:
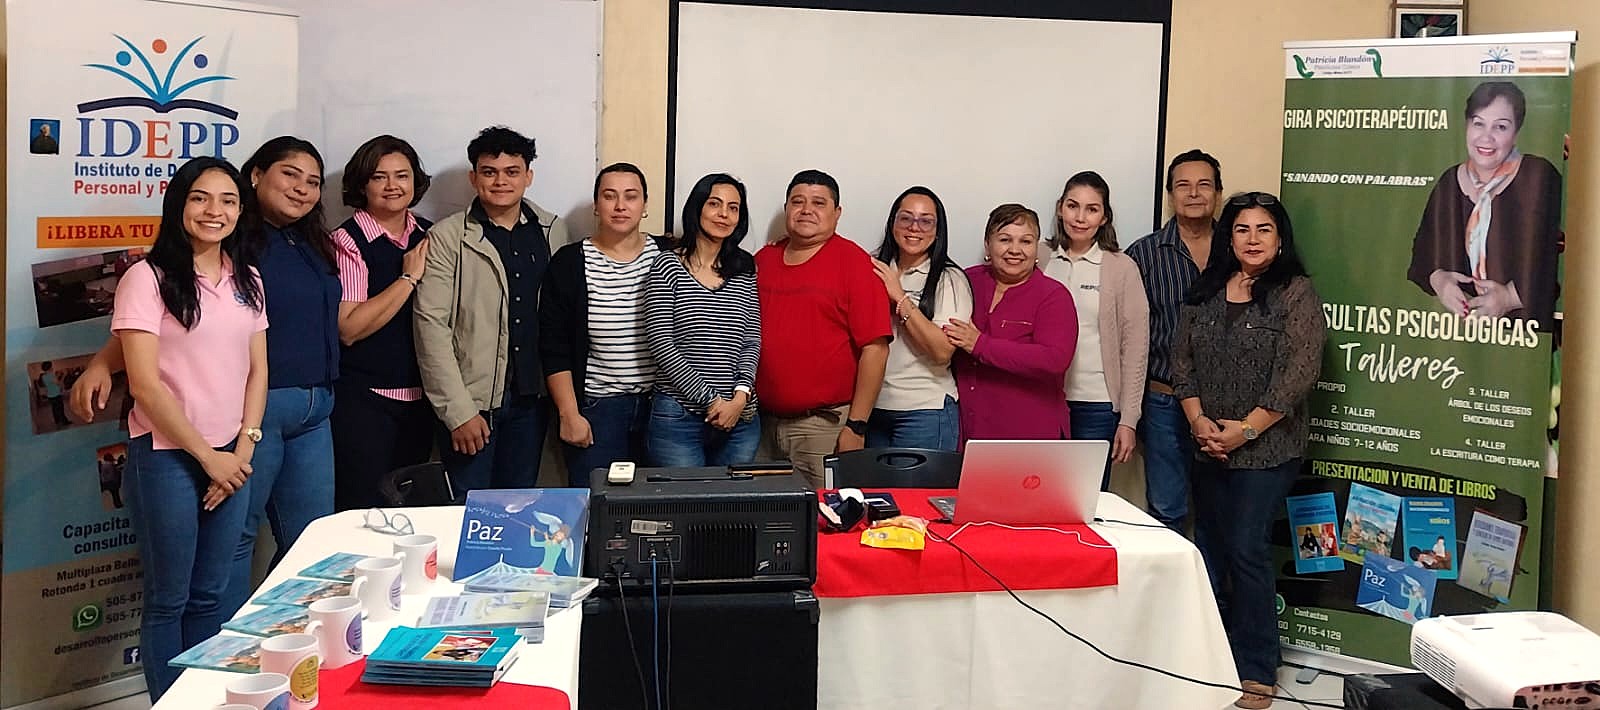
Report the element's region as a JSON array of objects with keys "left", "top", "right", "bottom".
[{"left": 1021, "top": 475, "right": 1042, "bottom": 490}]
